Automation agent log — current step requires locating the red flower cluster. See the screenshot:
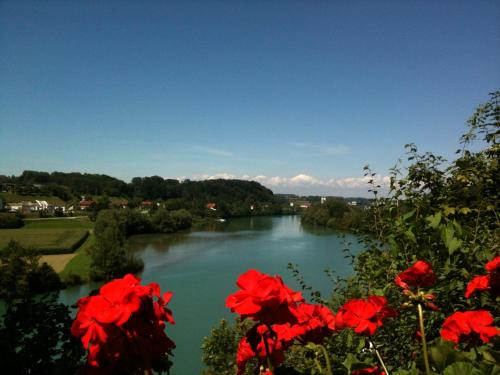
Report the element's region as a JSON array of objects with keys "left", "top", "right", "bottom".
[
  {"left": 226, "top": 269, "right": 336, "bottom": 374},
  {"left": 352, "top": 367, "right": 386, "bottom": 375},
  {"left": 395, "top": 260, "right": 436, "bottom": 290},
  {"left": 71, "top": 274, "right": 175, "bottom": 373},
  {"left": 226, "top": 269, "right": 304, "bottom": 324},
  {"left": 441, "top": 310, "right": 499, "bottom": 345},
  {"left": 465, "top": 256, "right": 500, "bottom": 298},
  {"left": 336, "top": 296, "right": 397, "bottom": 336}
]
